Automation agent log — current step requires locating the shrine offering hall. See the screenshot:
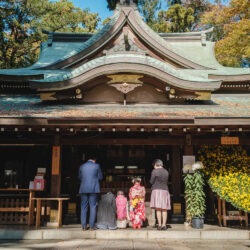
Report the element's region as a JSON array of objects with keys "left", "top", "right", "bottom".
[{"left": 0, "top": 1, "right": 249, "bottom": 226}]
